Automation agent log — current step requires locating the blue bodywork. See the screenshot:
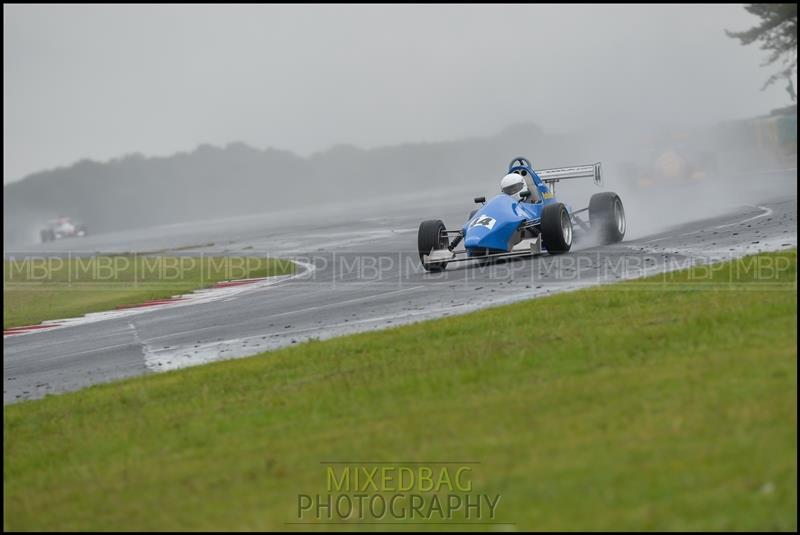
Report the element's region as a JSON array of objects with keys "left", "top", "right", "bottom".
[{"left": 462, "top": 157, "right": 569, "bottom": 254}]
